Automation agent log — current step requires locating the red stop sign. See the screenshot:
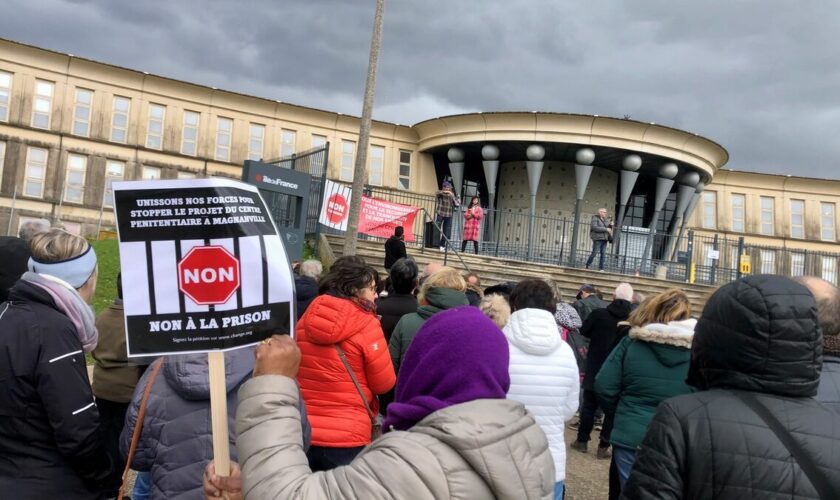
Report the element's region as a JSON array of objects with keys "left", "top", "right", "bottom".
[
  {"left": 177, "top": 245, "right": 241, "bottom": 305},
  {"left": 326, "top": 193, "right": 348, "bottom": 224}
]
